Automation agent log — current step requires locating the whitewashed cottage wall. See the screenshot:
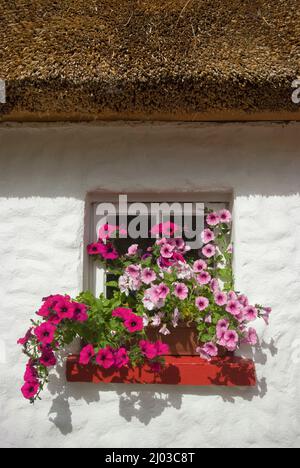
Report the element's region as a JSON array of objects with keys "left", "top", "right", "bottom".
[{"left": 0, "top": 122, "right": 299, "bottom": 448}]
